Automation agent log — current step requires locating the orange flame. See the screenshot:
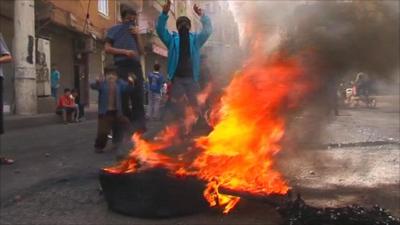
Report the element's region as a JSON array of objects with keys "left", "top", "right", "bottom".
[
  {"left": 197, "top": 83, "right": 213, "bottom": 106},
  {"left": 203, "top": 179, "right": 241, "bottom": 214},
  {"left": 104, "top": 53, "right": 313, "bottom": 214},
  {"left": 189, "top": 56, "right": 310, "bottom": 212},
  {"left": 105, "top": 125, "right": 181, "bottom": 174},
  {"left": 183, "top": 106, "right": 198, "bottom": 135}
]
